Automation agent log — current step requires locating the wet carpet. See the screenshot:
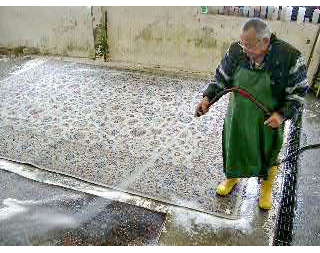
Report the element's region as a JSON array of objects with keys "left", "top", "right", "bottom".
[
  {"left": 0, "top": 57, "right": 285, "bottom": 218},
  {"left": 0, "top": 169, "right": 166, "bottom": 246}
]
